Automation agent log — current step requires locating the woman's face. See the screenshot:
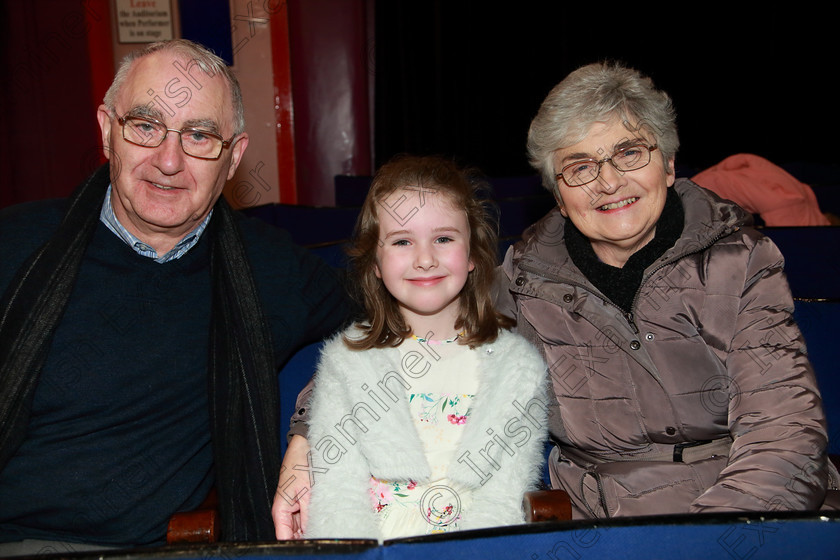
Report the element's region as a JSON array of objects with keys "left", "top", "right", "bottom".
[{"left": 552, "top": 119, "right": 675, "bottom": 268}]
